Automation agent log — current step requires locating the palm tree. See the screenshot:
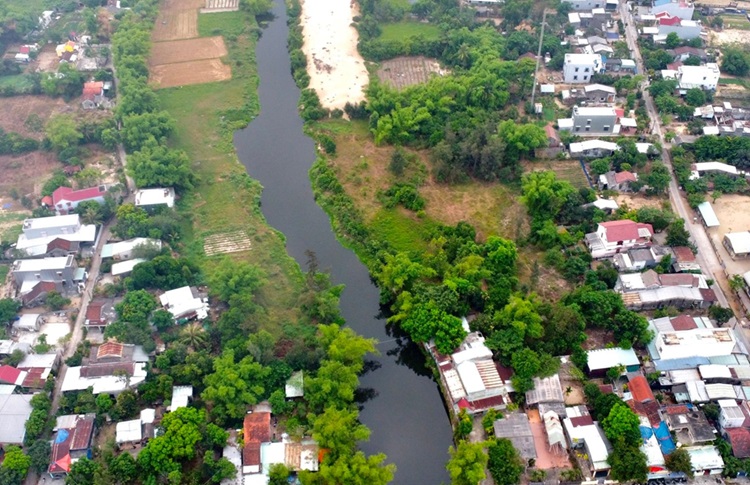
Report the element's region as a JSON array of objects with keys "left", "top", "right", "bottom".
[
  {"left": 177, "top": 322, "right": 208, "bottom": 352},
  {"left": 80, "top": 205, "right": 102, "bottom": 225}
]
